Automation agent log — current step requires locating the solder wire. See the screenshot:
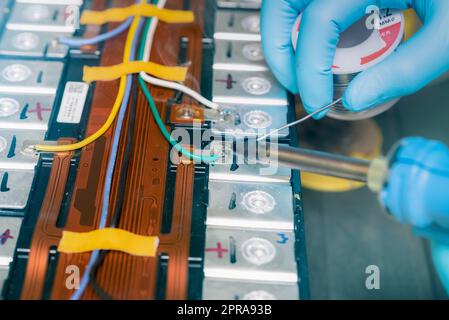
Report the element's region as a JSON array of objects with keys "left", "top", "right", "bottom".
[
  {"left": 138, "top": 3, "right": 218, "bottom": 163},
  {"left": 257, "top": 98, "right": 343, "bottom": 142},
  {"left": 35, "top": 4, "right": 140, "bottom": 153},
  {"left": 70, "top": 12, "right": 144, "bottom": 301}
]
